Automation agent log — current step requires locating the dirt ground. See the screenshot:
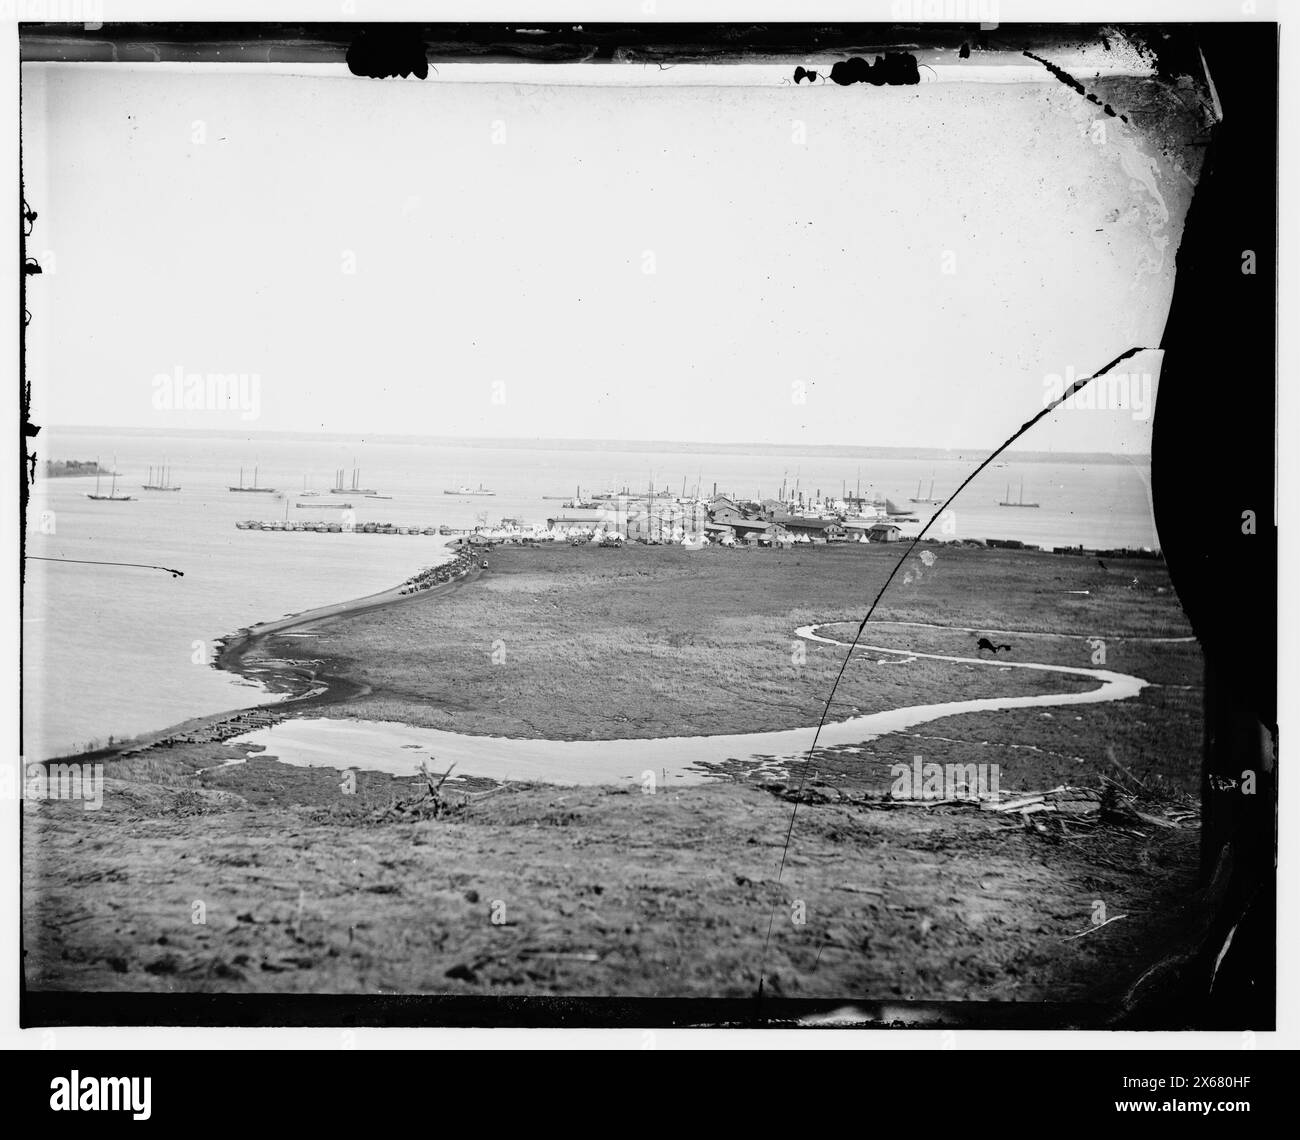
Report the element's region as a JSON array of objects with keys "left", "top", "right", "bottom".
[{"left": 23, "top": 745, "right": 1206, "bottom": 1008}]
